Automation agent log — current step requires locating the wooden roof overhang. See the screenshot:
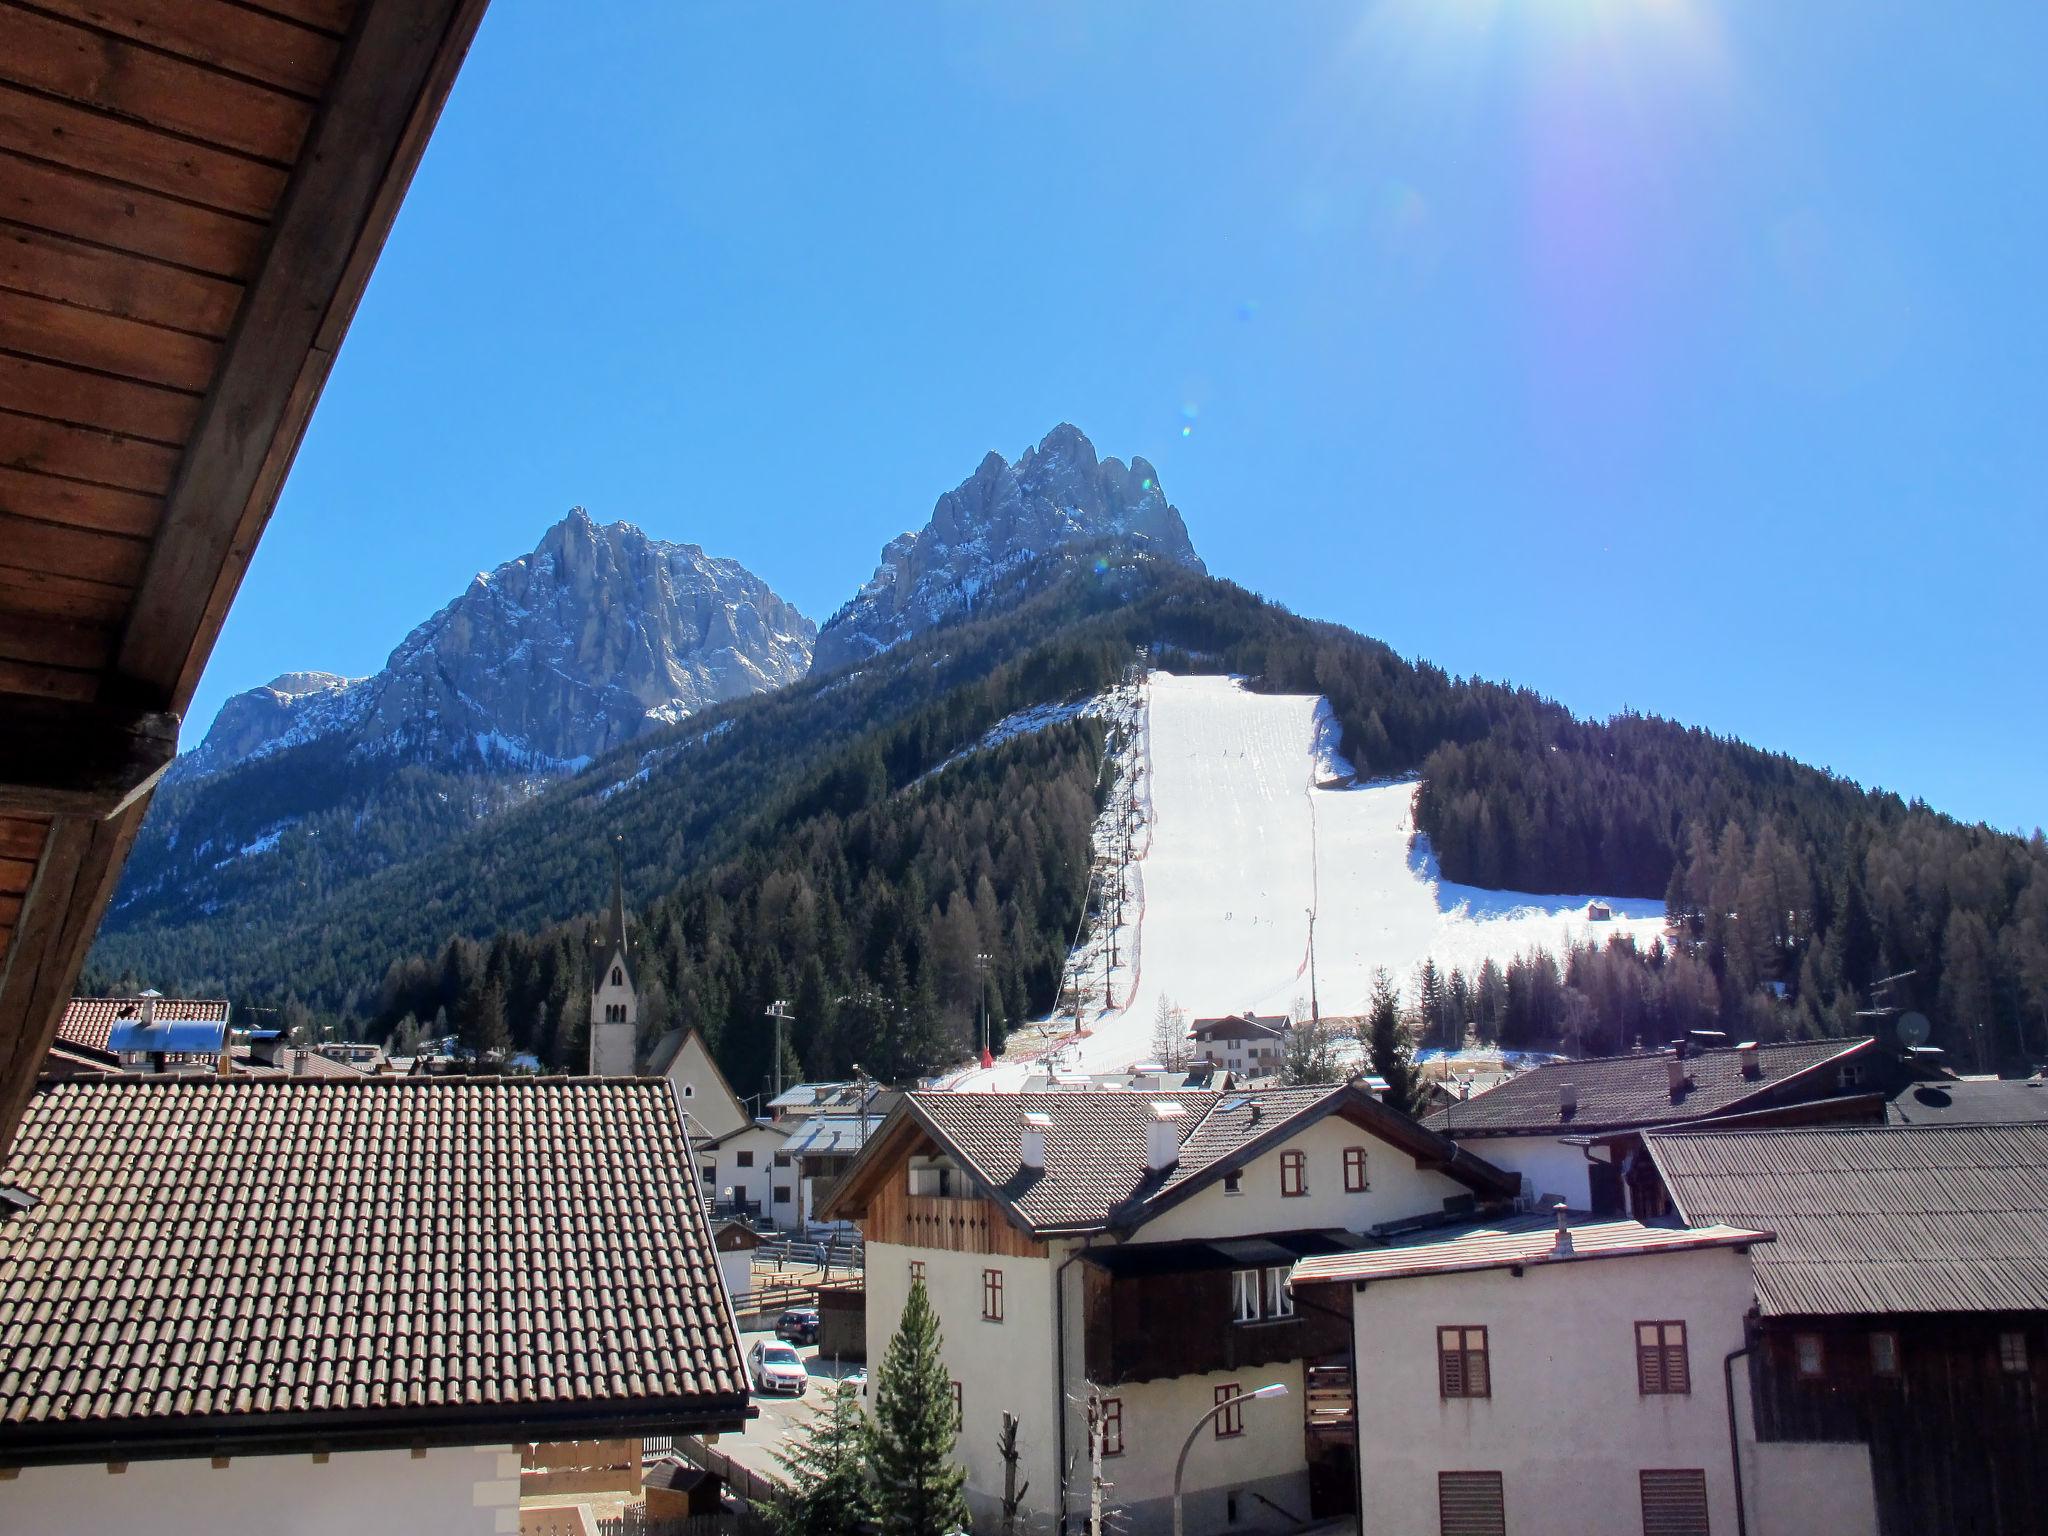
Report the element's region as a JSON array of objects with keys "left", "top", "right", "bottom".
[{"left": 0, "top": 0, "right": 492, "bottom": 1159}]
